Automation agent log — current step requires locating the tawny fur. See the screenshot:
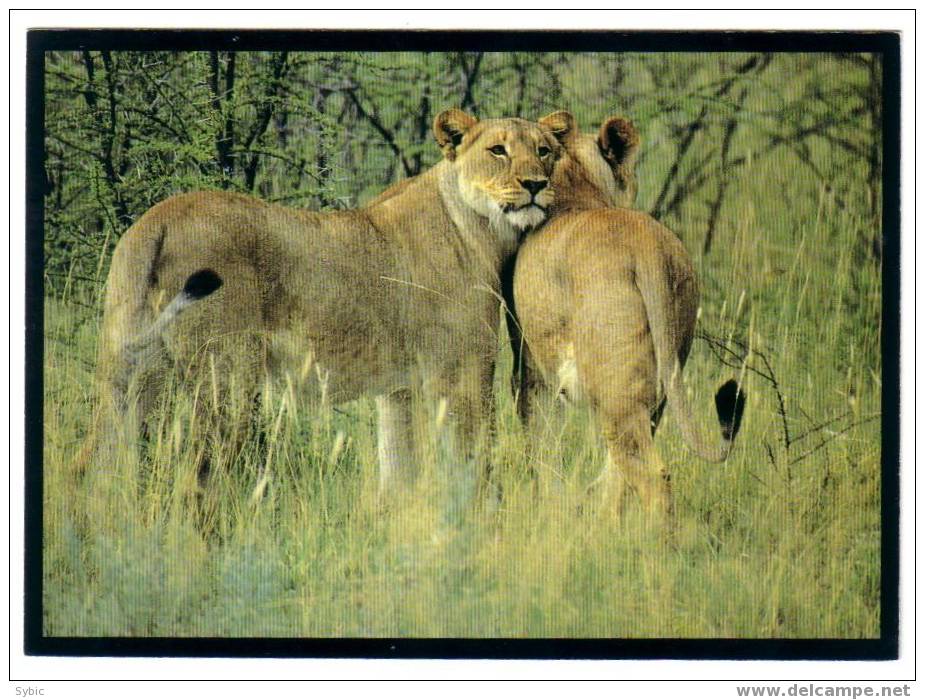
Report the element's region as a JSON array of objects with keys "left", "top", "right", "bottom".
[
  {"left": 508, "top": 112, "right": 742, "bottom": 521},
  {"left": 79, "top": 109, "right": 569, "bottom": 498}
]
